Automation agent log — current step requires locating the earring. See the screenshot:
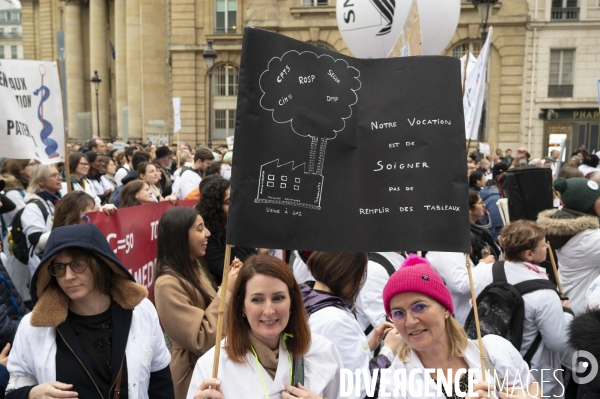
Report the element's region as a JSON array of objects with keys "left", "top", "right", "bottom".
[
  {"left": 243, "top": 313, "right": 246, "bottom": 317},
  {"left": 445, "top": 314, "right": 449, "bottom": 319}
]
